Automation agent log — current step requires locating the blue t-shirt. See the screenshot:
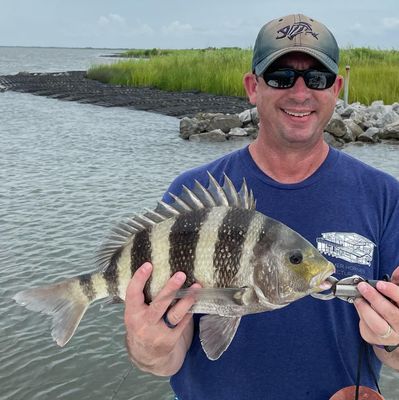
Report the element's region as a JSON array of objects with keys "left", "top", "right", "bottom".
[{"left": 165, "top": 146, "right": 399, "bottom": 400}]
